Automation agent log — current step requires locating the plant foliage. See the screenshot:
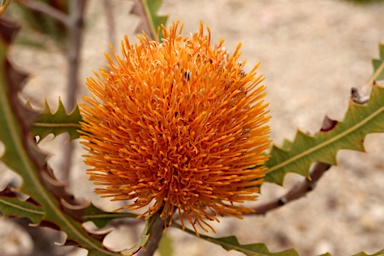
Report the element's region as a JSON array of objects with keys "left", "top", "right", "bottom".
[
  {"left": 30, "top": 98, "right": 82, "bottom": 142},
  {"left": 1, "top": 1, "right": 384, "bottom": 255},
  {"left": 0, "top": 18, "right": 148, "bottom": 256},
  {"left": 174, "top": 223, "right": 299, "bottom": 256},
  {"left": 131, "top": 0, "right": 168, "bottom": 39},
  {"left": 265, "top": 60, "right": 384, "bottom": 185}
]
